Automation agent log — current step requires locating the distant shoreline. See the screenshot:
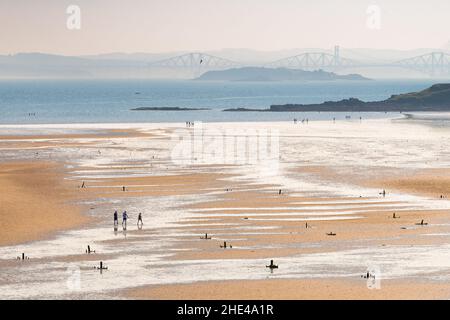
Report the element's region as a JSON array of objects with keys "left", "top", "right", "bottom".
[
  {"left": 131, "top": 107, "right": 211, "bottom": 111},
  {"left": 224, "top": 83, "right": 450, "bottom": 112},
  {"left": 196, "top": 67, "right": 370, "bottom": 82}
]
